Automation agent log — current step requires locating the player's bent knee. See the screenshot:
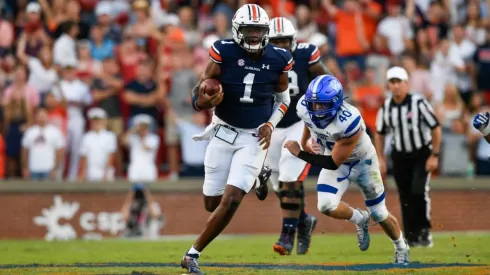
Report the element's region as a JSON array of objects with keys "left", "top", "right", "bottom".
[
  {"left": 203, "top": 196, "right": 221, "bottom": 213},
  {"left": 220, "top": 195, "right": 242, "bottom": 214},
  {"left": 368, "top": 200, "right": 389, "bottom": 223},
  {"left": 317, "top": 193, "right": 340, "bottom": 213}
]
